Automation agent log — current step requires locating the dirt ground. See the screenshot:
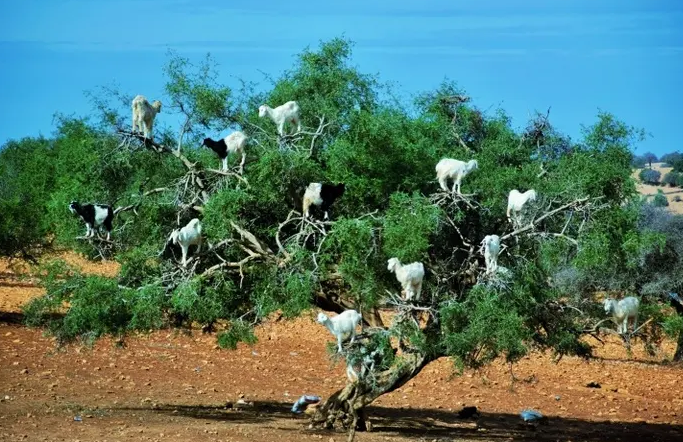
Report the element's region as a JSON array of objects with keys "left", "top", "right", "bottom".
[
  {"left": 634, "top": 162, "right": 683, "bottom": 214},
  {"left": 1, "top": 256, "right": 683, "bottom": 441}
]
